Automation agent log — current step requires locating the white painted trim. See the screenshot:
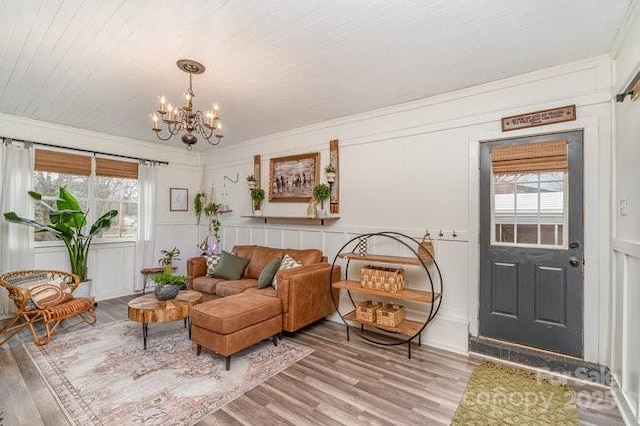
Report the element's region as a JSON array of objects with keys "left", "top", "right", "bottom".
[
  {"left": 612, "top": 238, "right": 640, "bottom": 258},
  {"left": 205, "top": 56, "right": 612, "bottom": 160},
  {"left": 611, "top": 379, "right": 638, "bottom": 426},
  {"left": 467, "top": 116, "right": 609, "bottom": 364},
  {"left": 611, "top": 0, "right": 640, "bottom": 57}
]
